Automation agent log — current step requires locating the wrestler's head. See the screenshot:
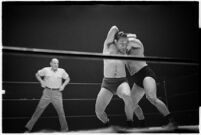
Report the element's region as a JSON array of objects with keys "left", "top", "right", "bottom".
[
  {"left": 50, "top": 58, "right": 59, "bottom": 71},
  {"left": 114, "top": 31, "right": 128, "bottom": 54}
]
